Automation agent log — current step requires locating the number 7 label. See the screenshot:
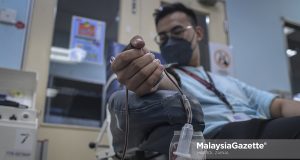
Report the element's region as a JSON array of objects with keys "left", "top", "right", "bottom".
[{"left": 15, "top": 130, "right": 34, "bottom": 151}]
